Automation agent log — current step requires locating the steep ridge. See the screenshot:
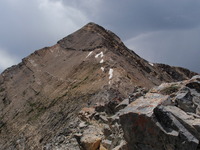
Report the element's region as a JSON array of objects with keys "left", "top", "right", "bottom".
[{"left": 0, "top": 22, "right": 197, "bottom": 149}]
